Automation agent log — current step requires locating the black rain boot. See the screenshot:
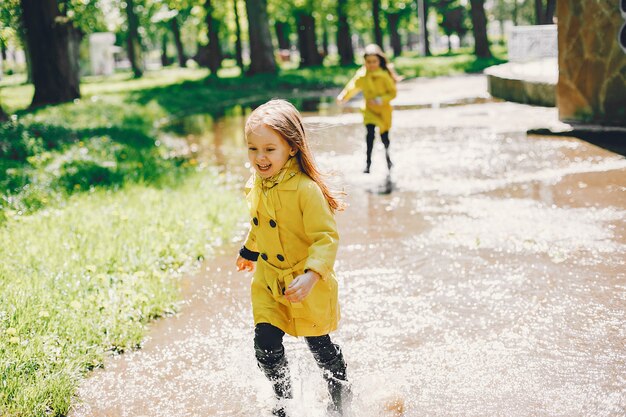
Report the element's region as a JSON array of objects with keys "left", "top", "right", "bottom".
[
  {"left": 256, "top": 346, "right": 292, "bottom": 417},
  {"left": 364, "top": 124, "right": 375, "bottom": 173},
  {"left": 385, "top": 148, "right": 393, "bottom": 170},
  {"left": 313, "top": 345, "right": 352, "bottom": 415},
  {"left": 381, "top": 131, "right": 393, "bottom": 170}
]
